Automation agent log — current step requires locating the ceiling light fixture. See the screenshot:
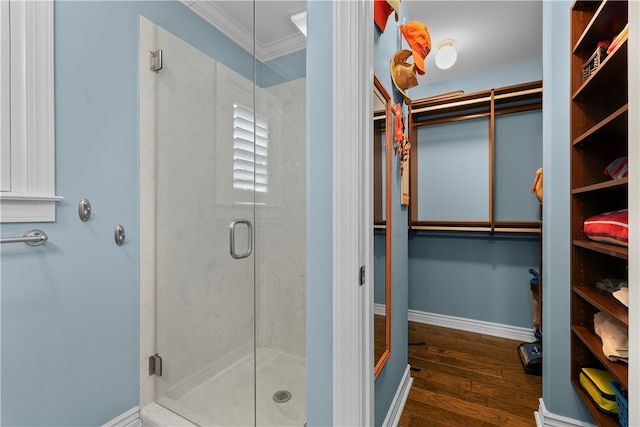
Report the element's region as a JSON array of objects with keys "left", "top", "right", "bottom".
[
  {"left": 435, "top": 39, "right": 457, "bottom": 70},
  {"left": 291, "top": 11, "right": 307, "bottom": 37}
]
